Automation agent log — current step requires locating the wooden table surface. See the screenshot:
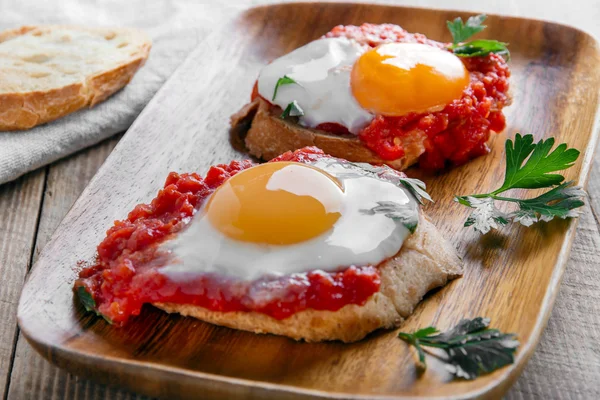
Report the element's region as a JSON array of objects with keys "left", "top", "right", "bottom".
[{"left": 1, "top": 1, "right": 599, "bottom": 399}]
